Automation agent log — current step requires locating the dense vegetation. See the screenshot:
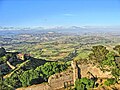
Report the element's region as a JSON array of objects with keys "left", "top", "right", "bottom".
[
  {"left": 0, "top": 61, "right": 68, "bottom": 89},
  {"left": 18, "top": 62, "right": 68, "bottom": 87},
  {"left": 75, "top": 77, "right": 96, "bottom": 90},
  {"left": 0, "top": 47, "right": 68, "bottom": 89}
]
